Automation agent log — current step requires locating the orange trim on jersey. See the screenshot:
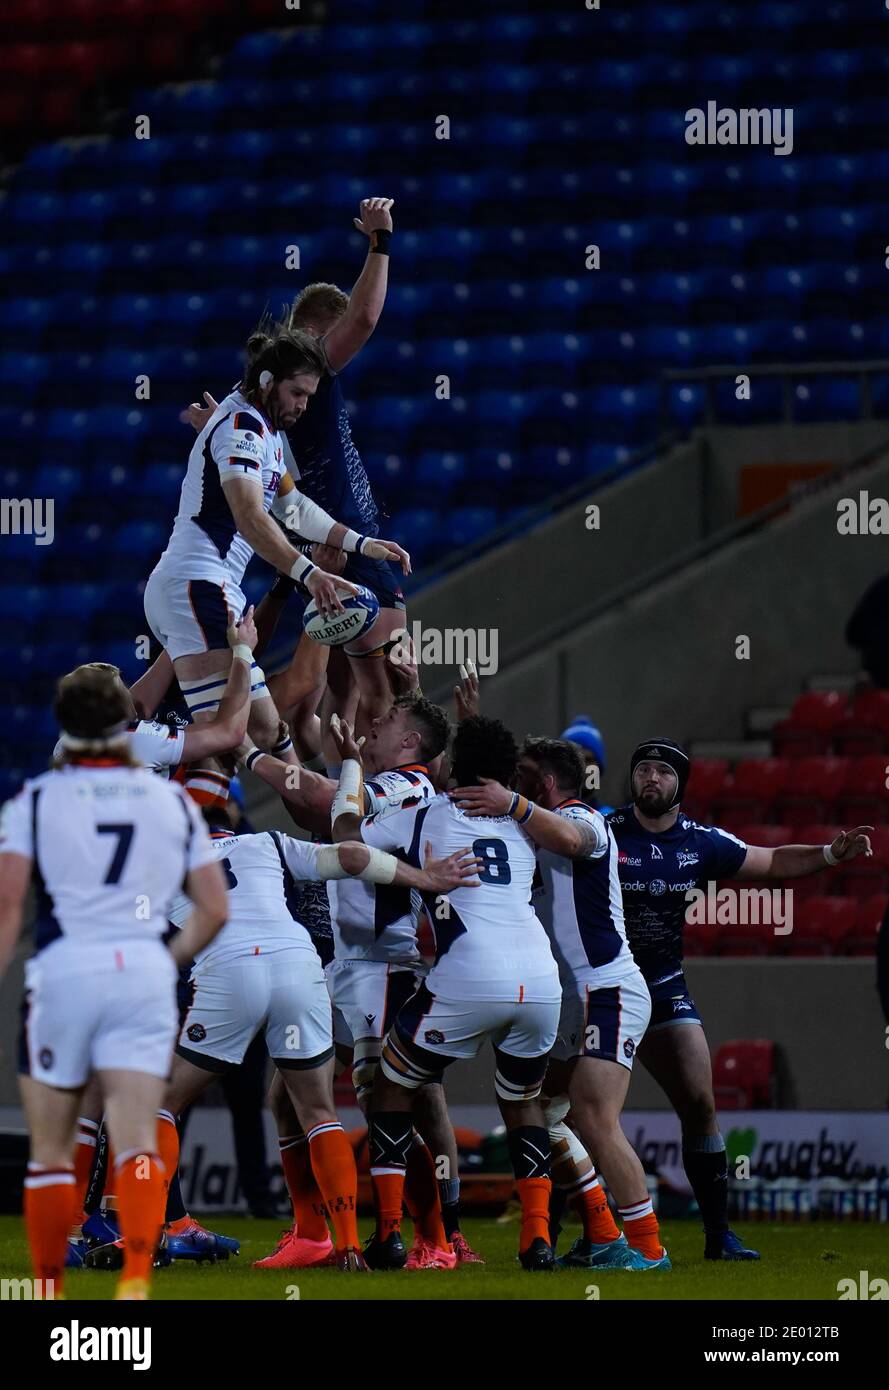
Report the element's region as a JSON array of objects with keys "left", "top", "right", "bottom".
[
  {"left": 554, "top": 797, "right": 589, "bottom": 810},
  {"left": 518, "top": 984, "right": 525, "bottom": 1004},
  {"left": 393, "top": 764, "right": 429, "bottom": 774},
  {"left": 233, "top": 413, "right": 264, "bottom": 436}
]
